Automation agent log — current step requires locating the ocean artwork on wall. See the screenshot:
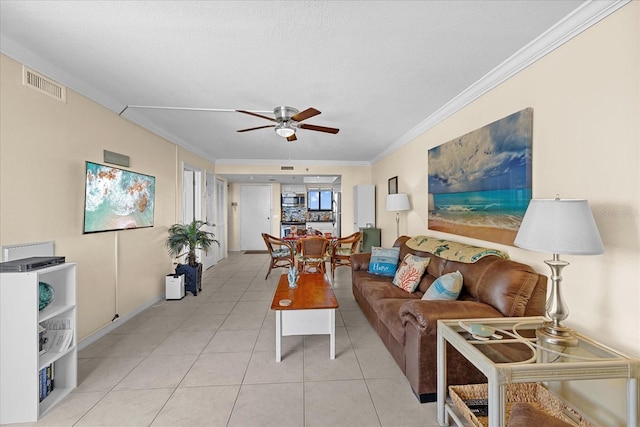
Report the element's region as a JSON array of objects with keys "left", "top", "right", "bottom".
[
  {"left": 83, "top": 161, "right": 155, "bottom": 233},
  {"left": 427, "top": 108, "right": 532, "bottom": 246}
]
